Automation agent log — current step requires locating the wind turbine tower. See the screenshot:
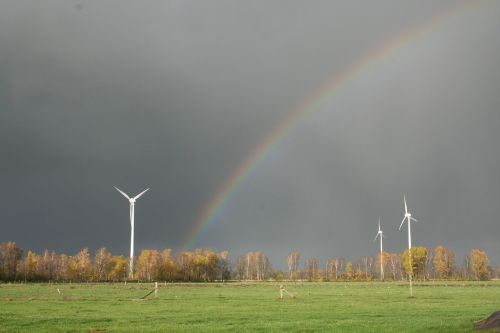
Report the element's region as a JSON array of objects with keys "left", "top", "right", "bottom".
[
  {"left": 399, "top": 195, "right": 418, "bottom": 296},
  {"left": 373, "top": 218, "right": 385, "bottom": 280},
  {"left": 114, "top": 186, "right": 150, "bottom": 279}
]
